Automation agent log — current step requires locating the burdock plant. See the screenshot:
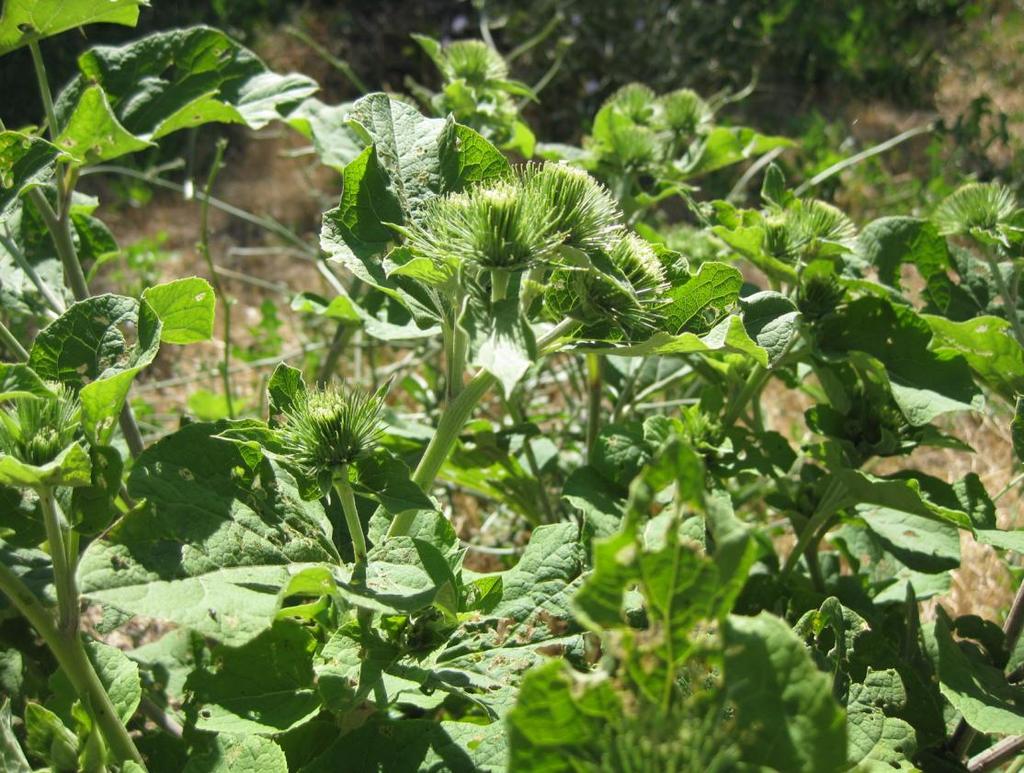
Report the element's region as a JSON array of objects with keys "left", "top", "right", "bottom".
[{"left": 278, "top": 382, "right": 387, "bottom": 567}]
